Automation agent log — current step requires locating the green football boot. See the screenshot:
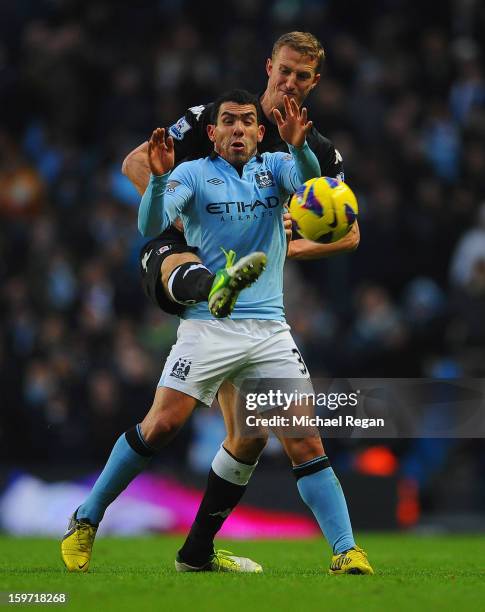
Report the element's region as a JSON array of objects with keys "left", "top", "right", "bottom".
[{"left": 208, "top": 249, "right": 267, "bottom": 318}]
